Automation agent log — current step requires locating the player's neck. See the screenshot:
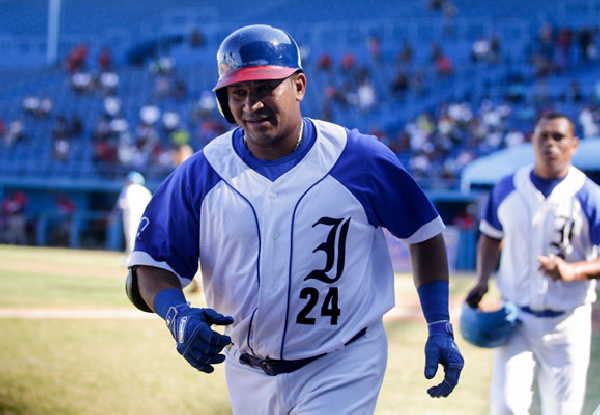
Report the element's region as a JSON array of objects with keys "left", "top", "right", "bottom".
[
  {"left": 533, "top": 163, "right": 570, "bottom": 180},
  {"left": 244, "top": 120, "right": 303, "bottom": 160}
]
